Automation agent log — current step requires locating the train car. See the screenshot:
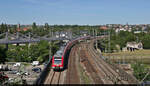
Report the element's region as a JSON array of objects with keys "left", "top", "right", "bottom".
[
  {"left": 52, "top": 46, "right": 65, "bottom": 70},
  {"left": 51, "top": 36, "right": 91, "bottom": 70}
]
